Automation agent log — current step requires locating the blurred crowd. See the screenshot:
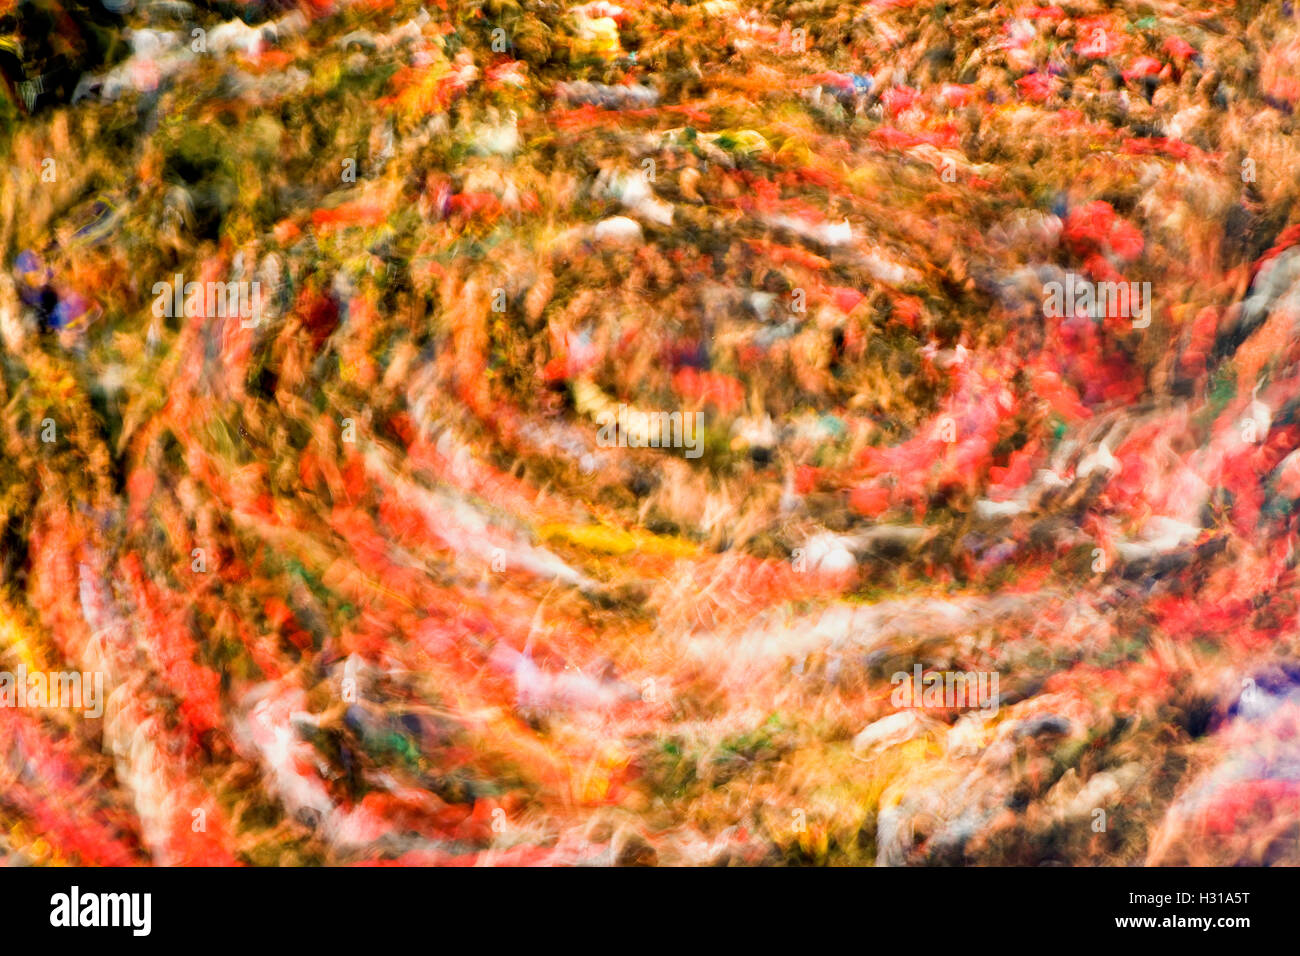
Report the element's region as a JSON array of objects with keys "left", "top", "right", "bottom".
[{"left": 0, "top": 0, "right": 1299, "bottom": 865}]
